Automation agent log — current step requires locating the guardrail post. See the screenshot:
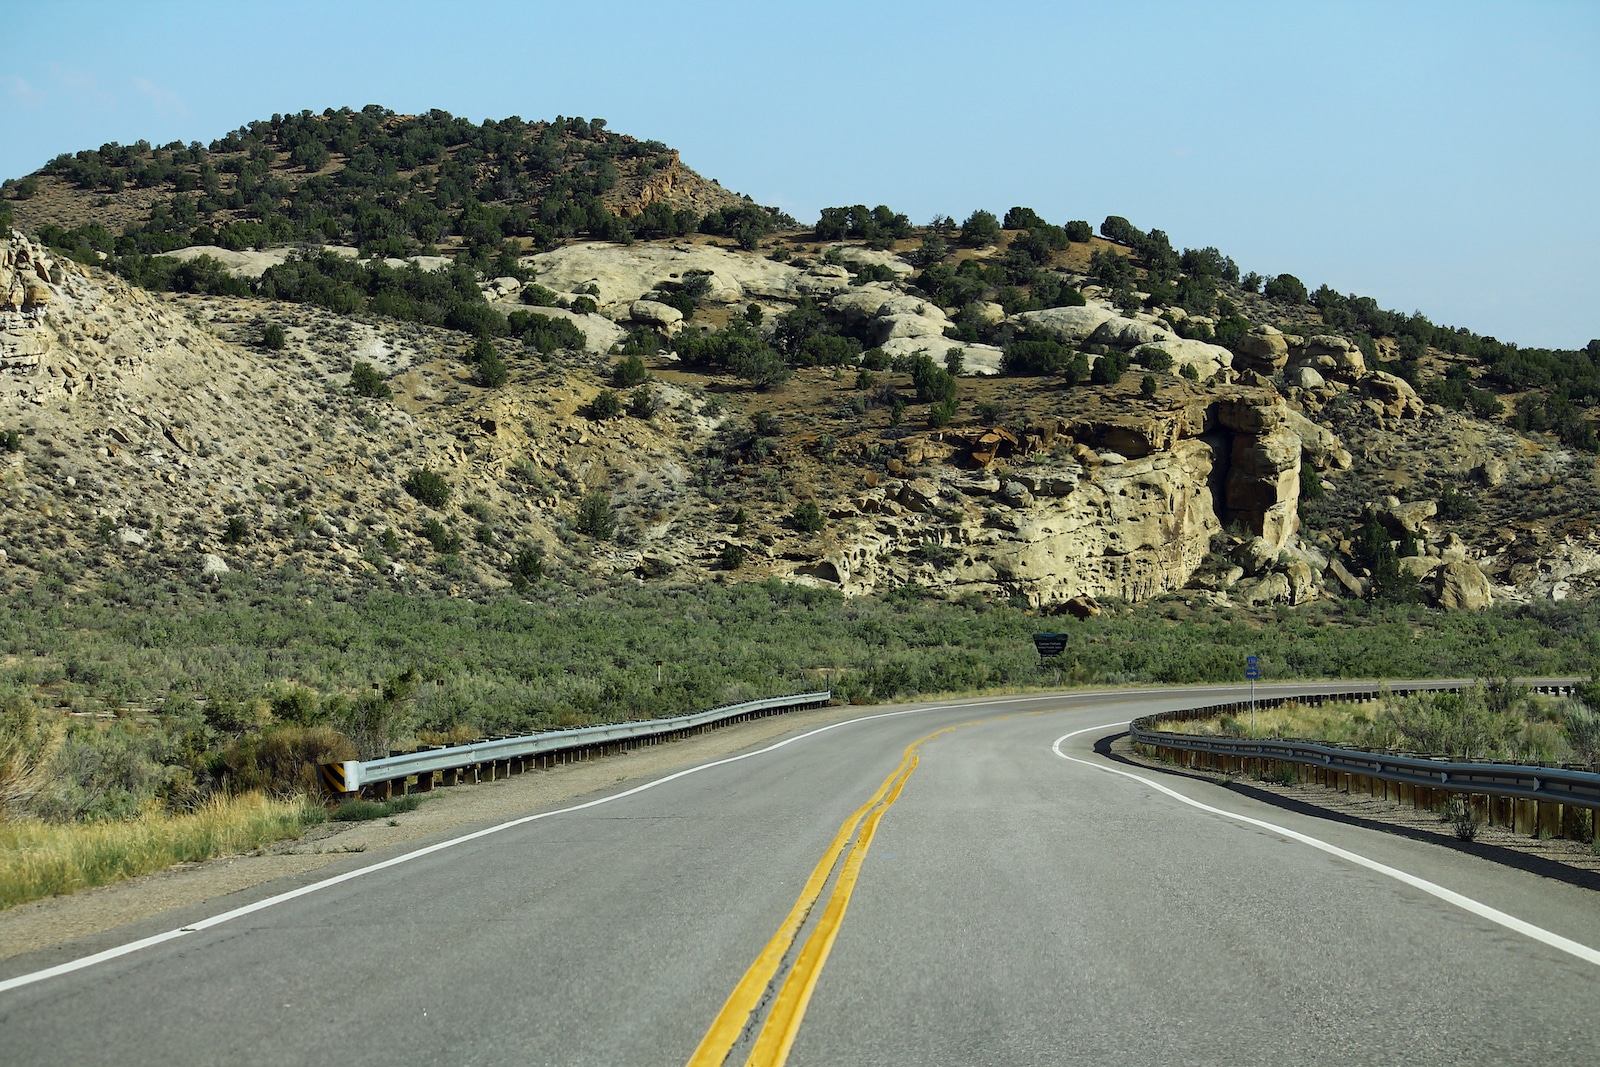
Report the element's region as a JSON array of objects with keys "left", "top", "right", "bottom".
[
  {"left": 1537, "top": 802, "right": 1562, "bottom": 840},
  {"left": 1514, "top": 798, "right": 1536, "bottom": 836}
]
